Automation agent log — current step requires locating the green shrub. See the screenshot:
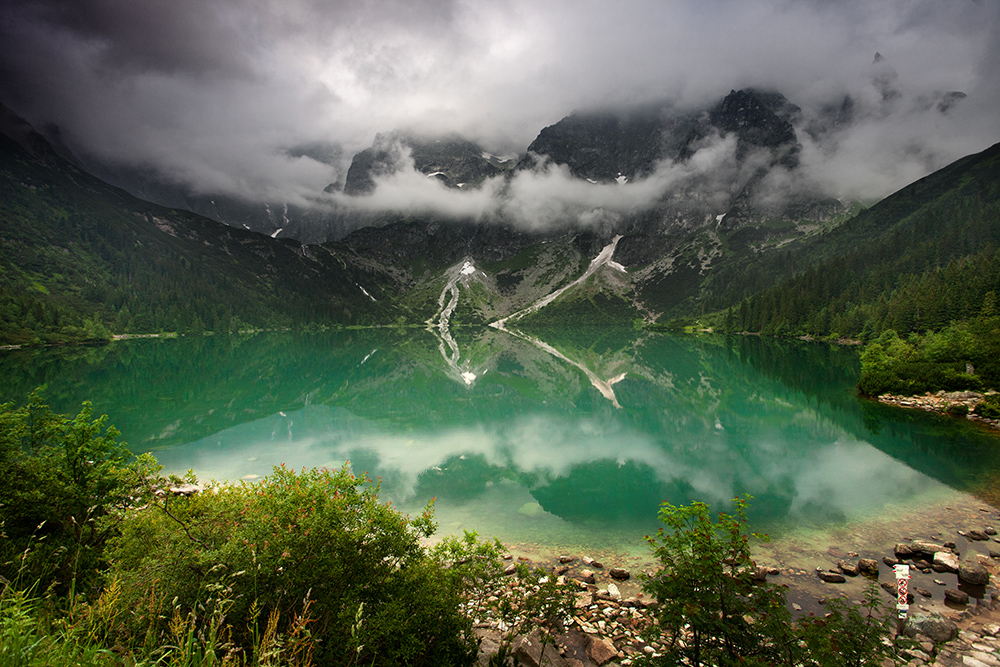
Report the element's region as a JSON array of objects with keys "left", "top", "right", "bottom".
[
  {"left": 640, "top": 496, "right": 796, "bottom": 666},
  {"left": 946, "top": 403, "right": 970, "bottom": 416},
  {"left": 639, "top": 496, "right": 894, "bottom": 667},
  {"left": 974, "top": 395, "right": 1000, "bottom": 419},
  {"left": 858, "top": 328, "right": 986, "bottom": 396},
  {"left": 0, "top": 389, "right": 156, "bottom": 597},
  {"left": 103, "top": 465, "right": 480, "bottom": 666}
]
